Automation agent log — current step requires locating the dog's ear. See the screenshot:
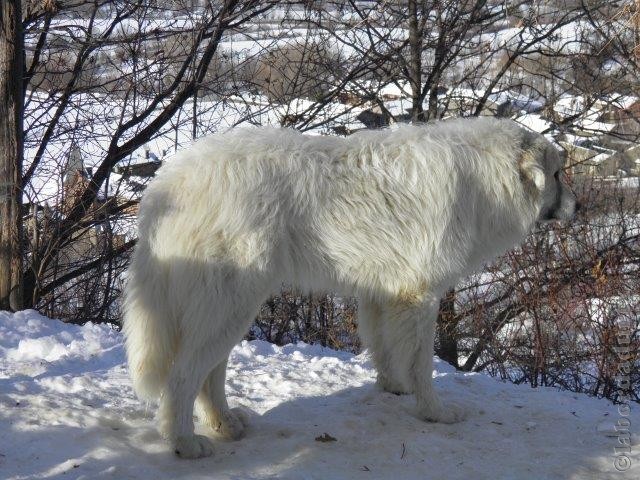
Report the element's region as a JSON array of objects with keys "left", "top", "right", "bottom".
[{"left": 518, "top": 131, "right": 546, "bottom": 196}]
